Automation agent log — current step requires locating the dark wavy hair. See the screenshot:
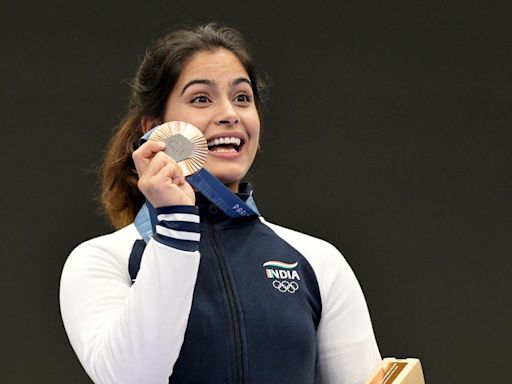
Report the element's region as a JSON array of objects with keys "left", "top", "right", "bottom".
[{"left": 100, "top": 23, "right": 266, "bottom": 228}]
